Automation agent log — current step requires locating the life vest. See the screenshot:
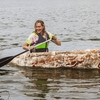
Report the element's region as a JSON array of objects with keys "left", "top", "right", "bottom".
[
  {"left": 26, "top": 31, "right": 53, "bottom": 52},
  {"left": 35, "top": 32, "right": 50, "bottom": 52}
]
